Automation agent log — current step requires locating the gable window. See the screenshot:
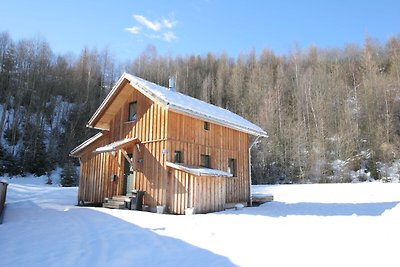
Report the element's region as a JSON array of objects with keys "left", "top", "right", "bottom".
[
  {"left": 200, "top": 154, "right": 211, "bottom": 168},
  {"left": 128, "top": 101, "right": 137, "bottom": 121},
  {"left": 174, "top": 151, "right": 182, "bottom": 163},
  {"left": 228, "top": 158, "right": 237, "bottom": 177},
  {"left": 204, "top": 121, "right": 210, "bottom": 131}
]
